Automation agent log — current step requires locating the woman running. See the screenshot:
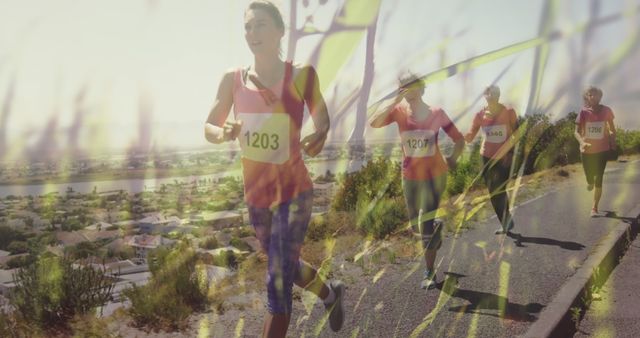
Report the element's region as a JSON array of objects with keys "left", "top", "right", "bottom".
[
  {"left": 574, "top": 86, "right": 616, "bottom": 217},
  {"left": 204, "top": 1, "right": 344, "bottom": 336},
  {"left": 465, "top": 85, "right": 518, "bottom": 234},
  {"left": 369, "top": 73, "right": 464, "bottom": 289}
]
